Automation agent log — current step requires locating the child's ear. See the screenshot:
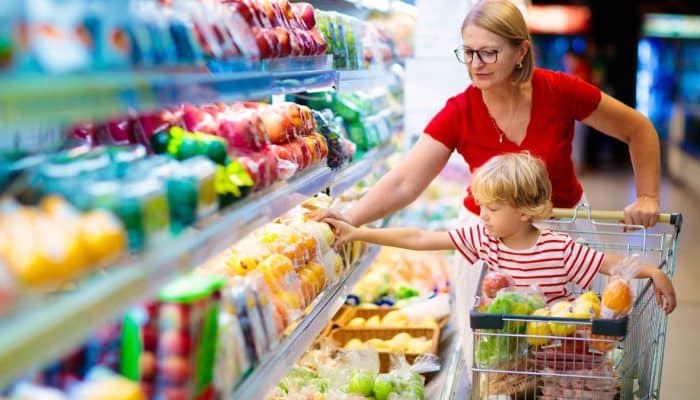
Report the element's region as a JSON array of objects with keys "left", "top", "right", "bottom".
[{"left": 519, "top": 211, "right": 532, "bottom": 223}]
